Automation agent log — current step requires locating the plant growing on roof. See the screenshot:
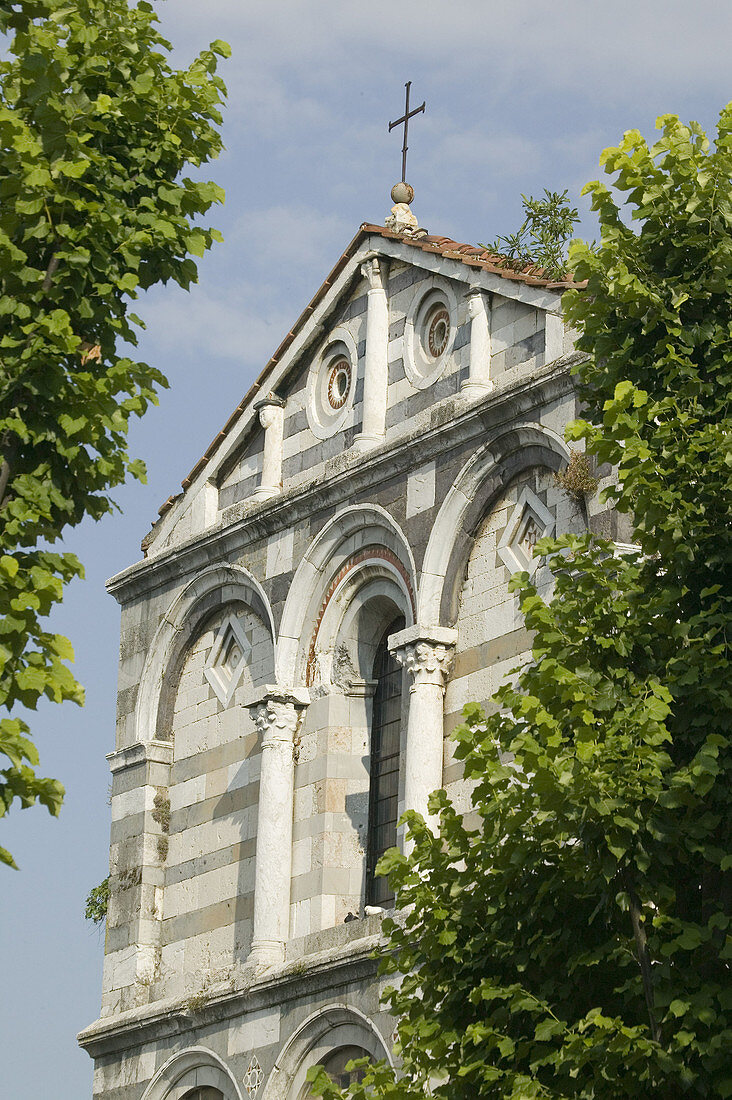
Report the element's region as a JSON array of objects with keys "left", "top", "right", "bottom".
[{"left": 482, "top": 188, "right": 580, "bottom": 280}]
